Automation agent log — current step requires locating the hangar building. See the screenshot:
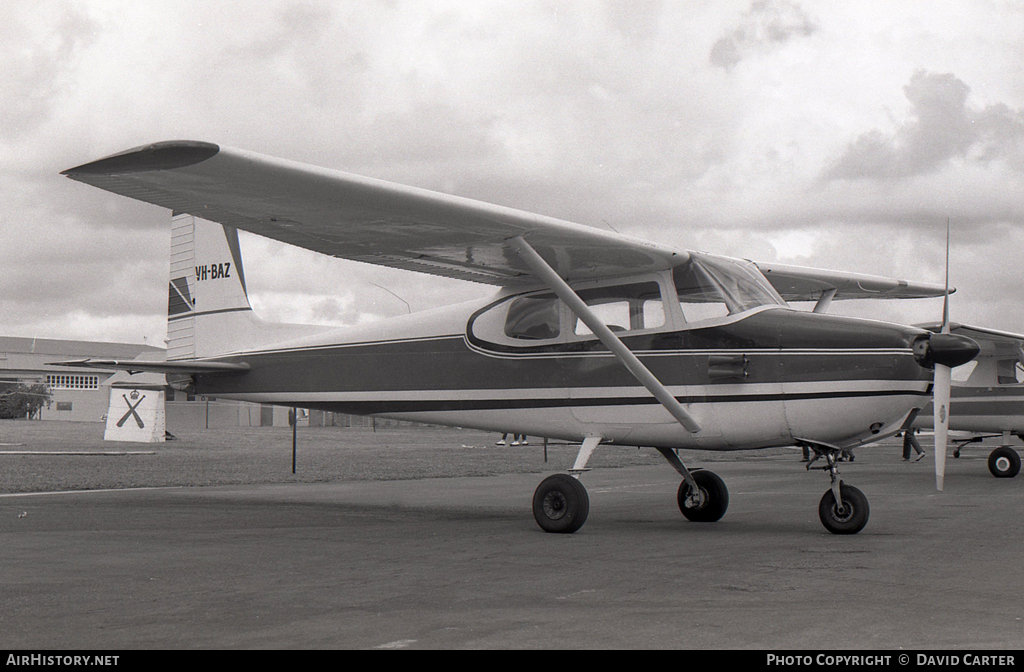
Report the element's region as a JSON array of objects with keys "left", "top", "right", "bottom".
[{"left": 0, "top": 336, "right": 161, "bottom": 422}]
